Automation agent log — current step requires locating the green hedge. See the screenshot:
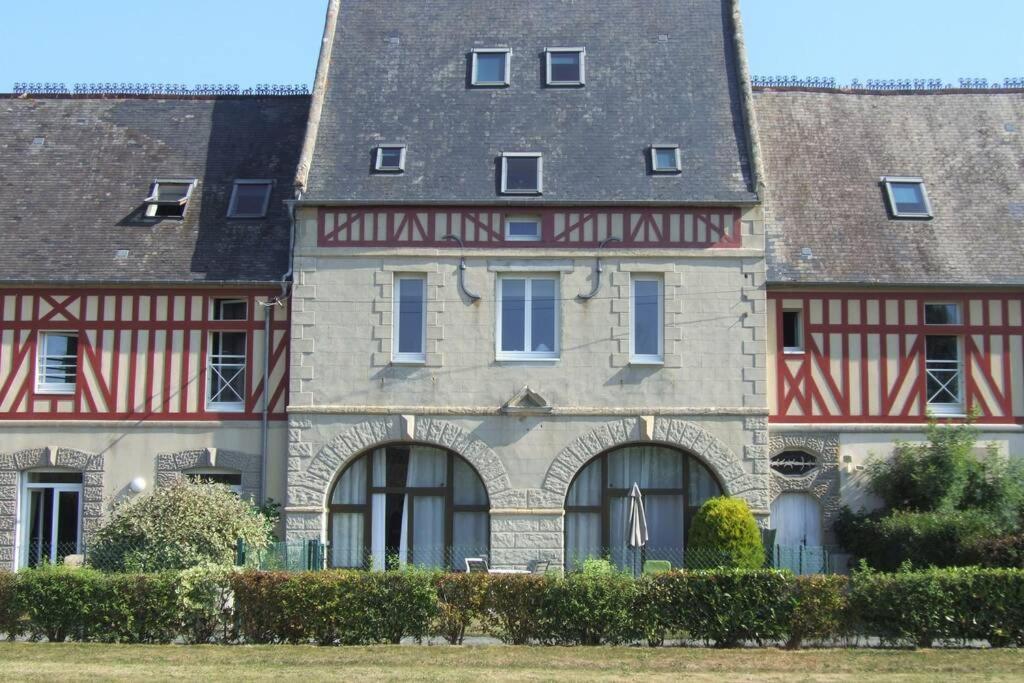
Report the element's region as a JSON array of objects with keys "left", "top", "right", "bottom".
[{"left": 2, "top": 566, "right": 1023, "bottom": 648}]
